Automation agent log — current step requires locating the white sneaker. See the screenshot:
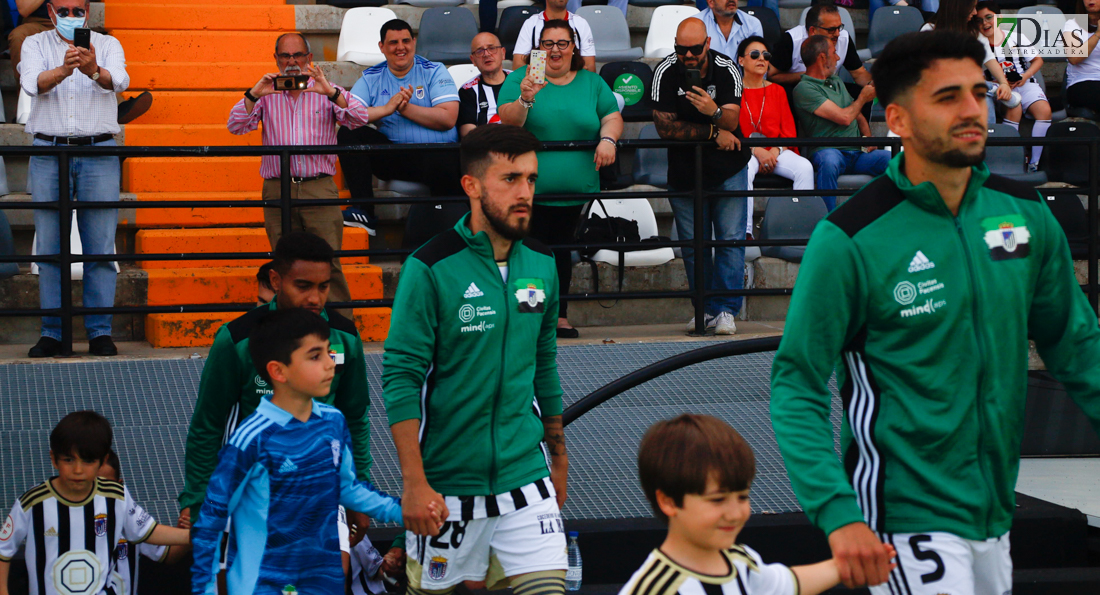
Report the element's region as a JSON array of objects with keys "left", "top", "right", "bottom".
[
  {"left": 714, "top": 311, "right": 737, "bottom": 335},
  {"left": 685, "top": 314, "right": 716, "bottom": 332}
]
